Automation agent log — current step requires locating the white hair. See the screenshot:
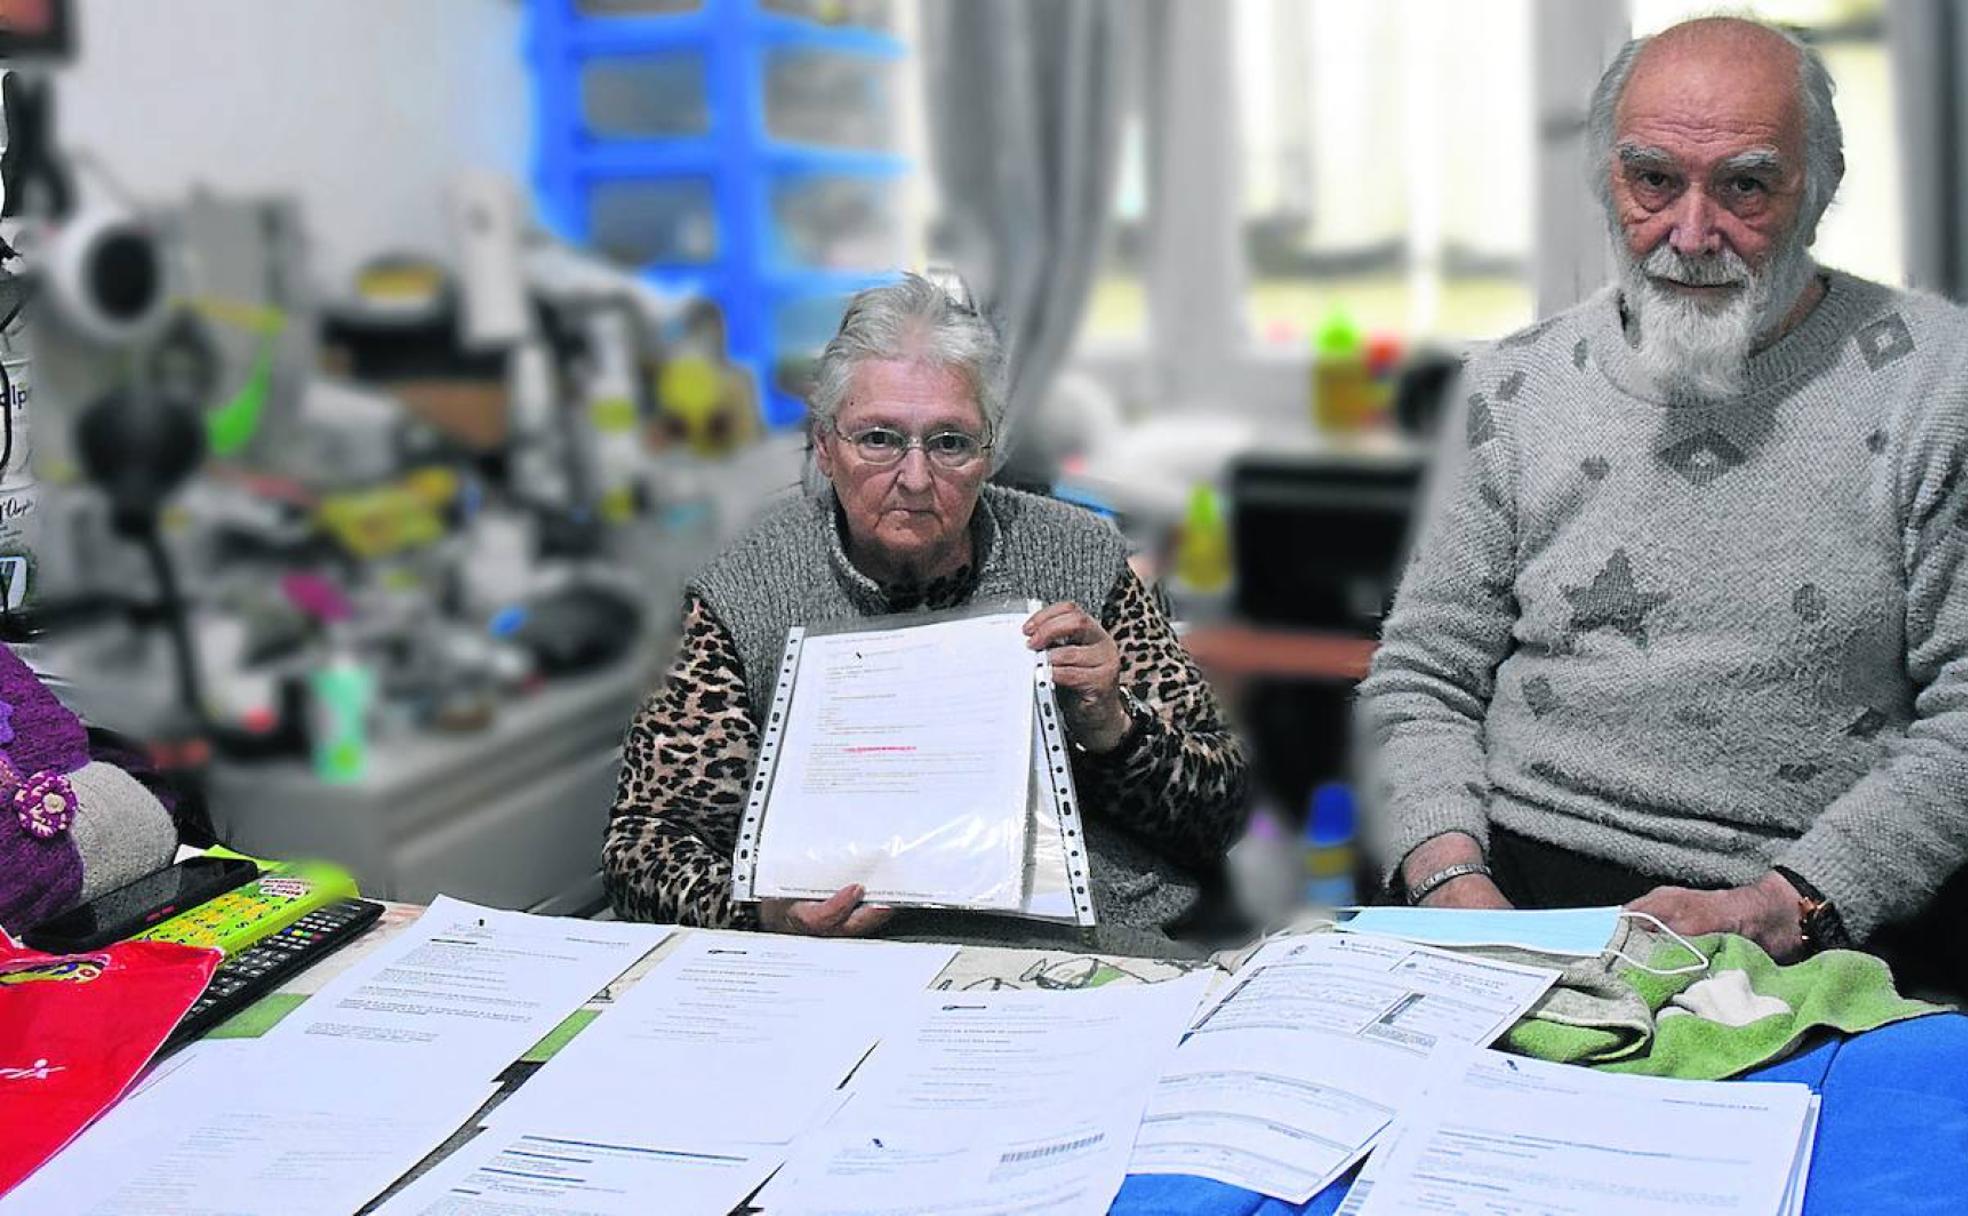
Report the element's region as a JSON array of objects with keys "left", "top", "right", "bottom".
[
  {"left": 806, "top": 273, "right": 1009, "bottom": 481},
  {"left": 1586, "top": 18, "right": 1846, "bottom": 244}
]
